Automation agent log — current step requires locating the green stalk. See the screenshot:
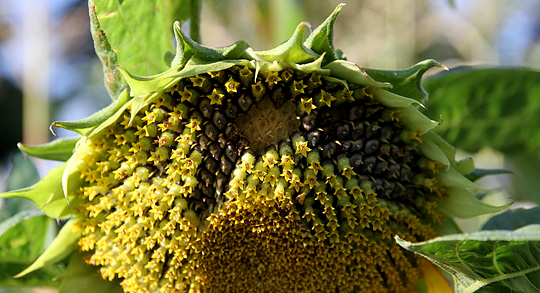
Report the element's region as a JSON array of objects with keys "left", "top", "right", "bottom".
[{"left": 190, "top": 0, "right": 201, "bottom": 43}]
